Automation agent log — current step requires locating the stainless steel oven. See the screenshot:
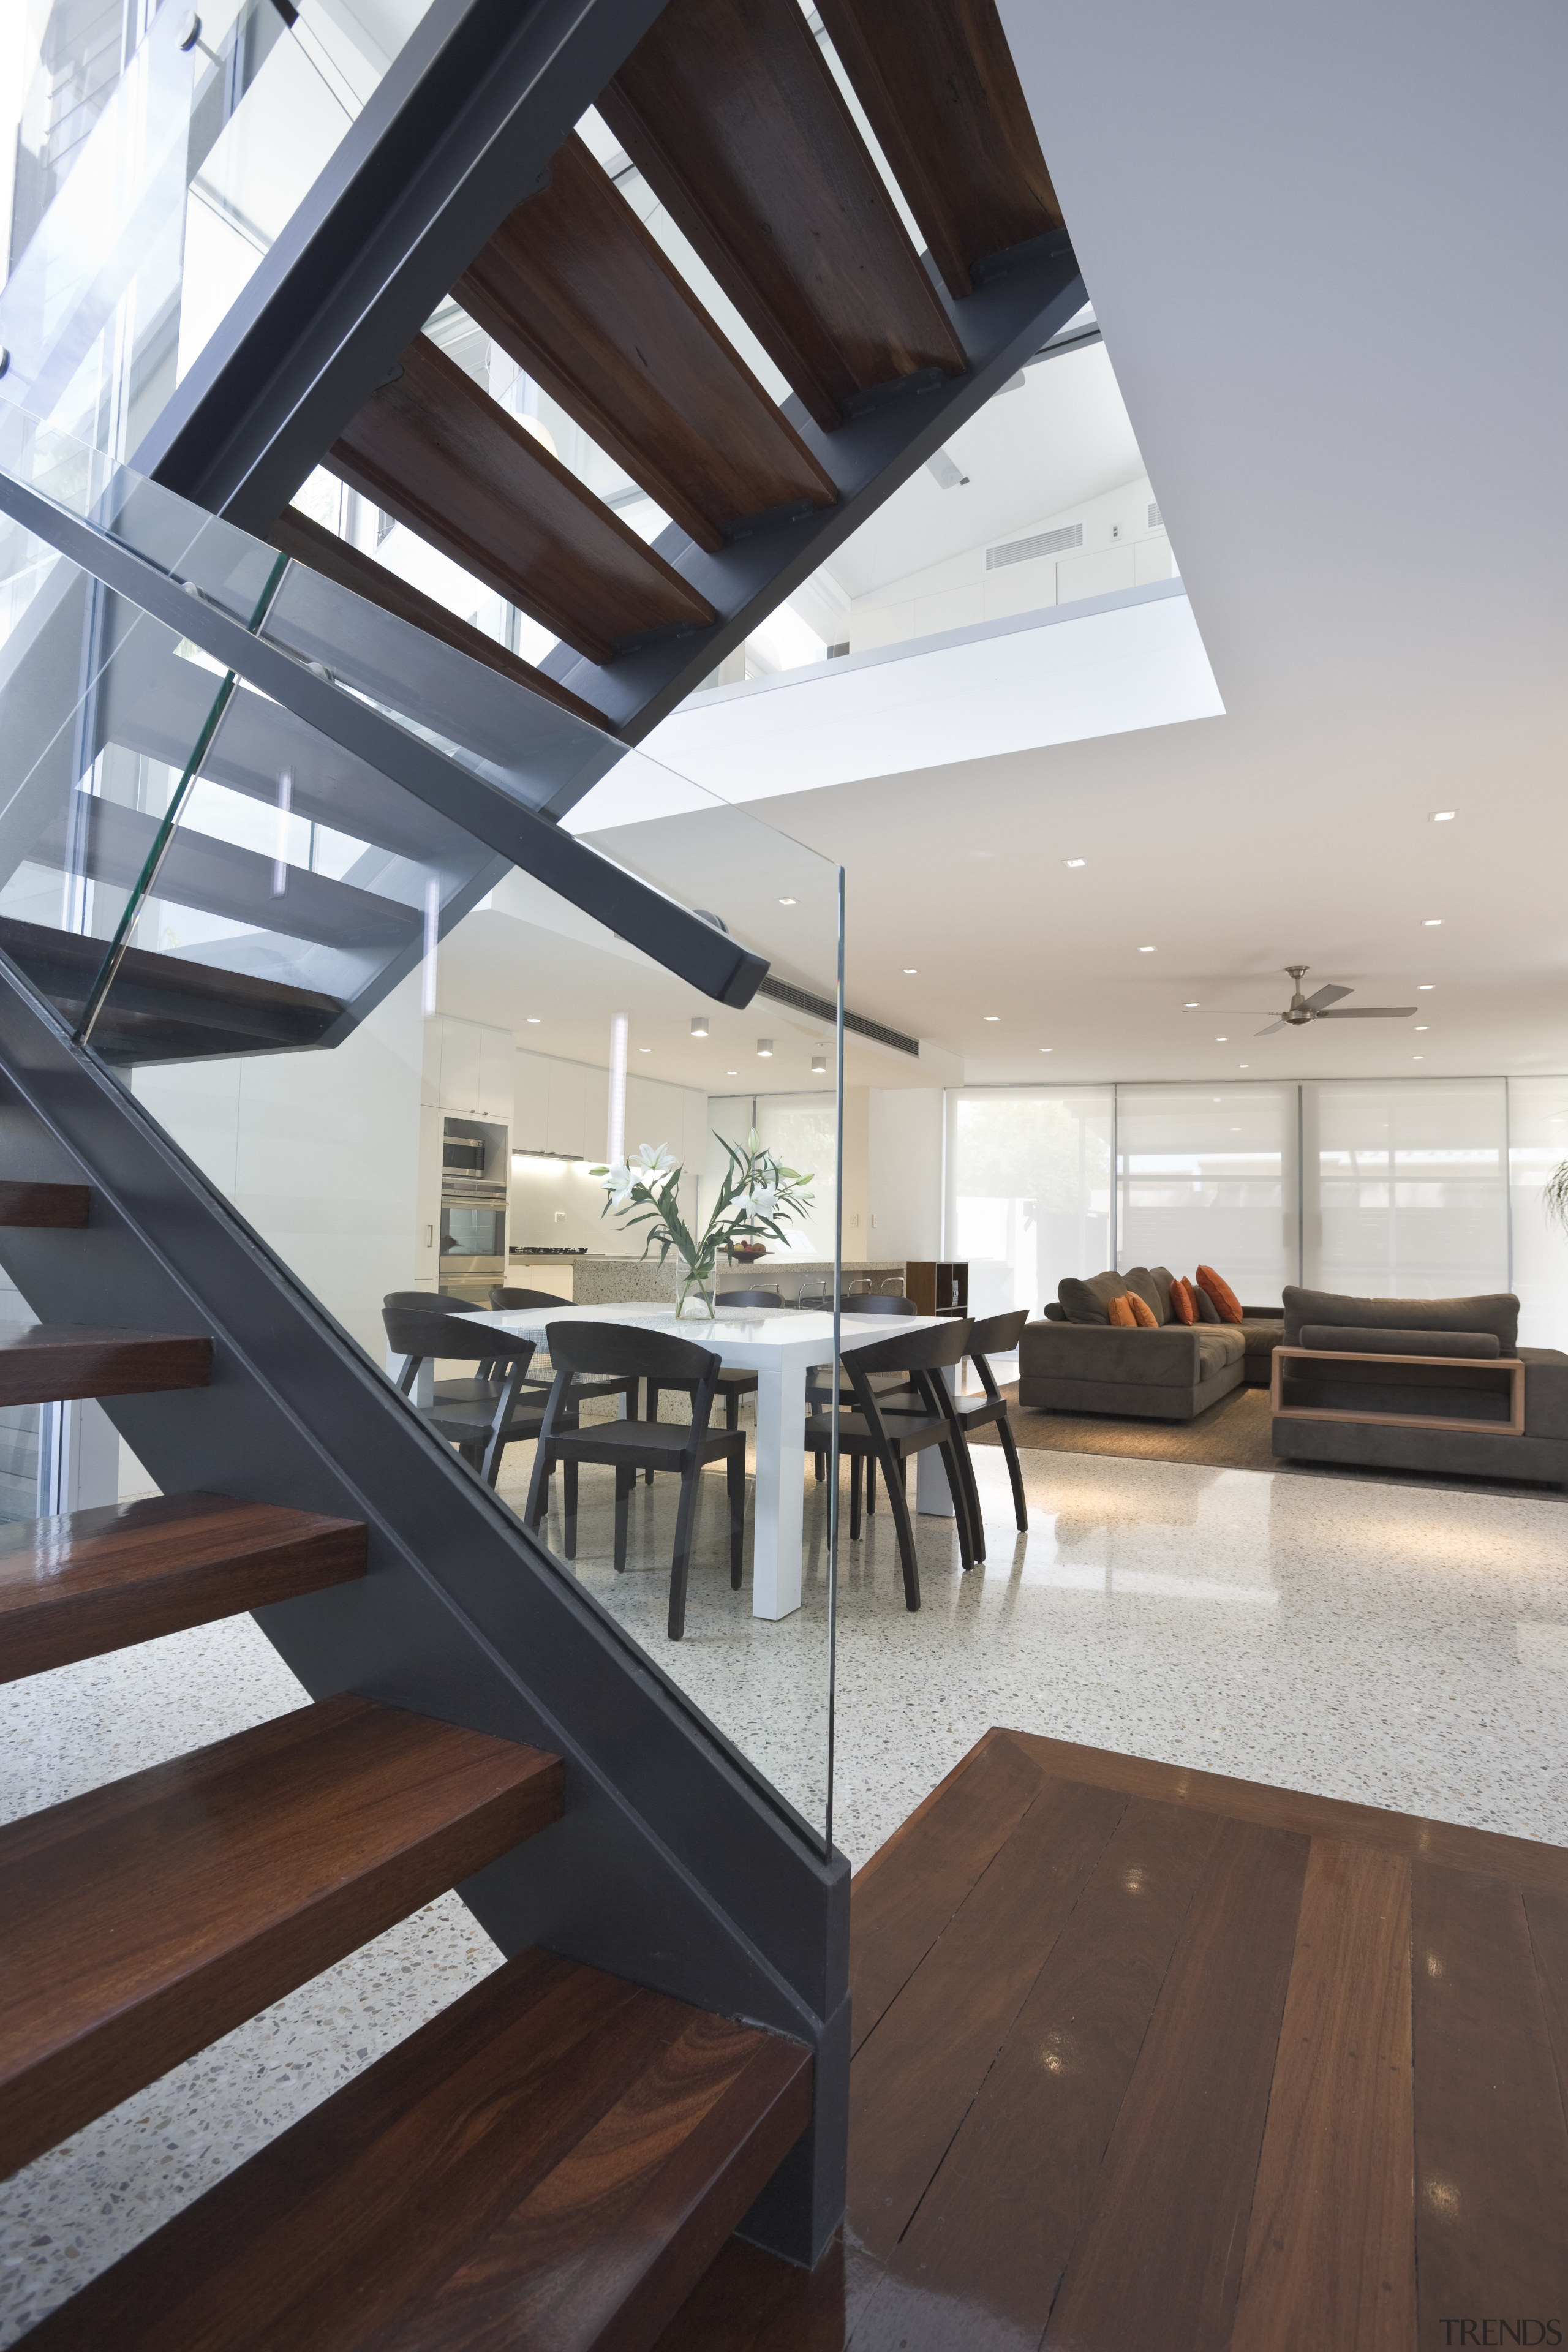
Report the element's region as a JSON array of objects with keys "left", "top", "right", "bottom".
[{"left": 439, "top": 1179, "right": 507, "bottom": 1287}]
